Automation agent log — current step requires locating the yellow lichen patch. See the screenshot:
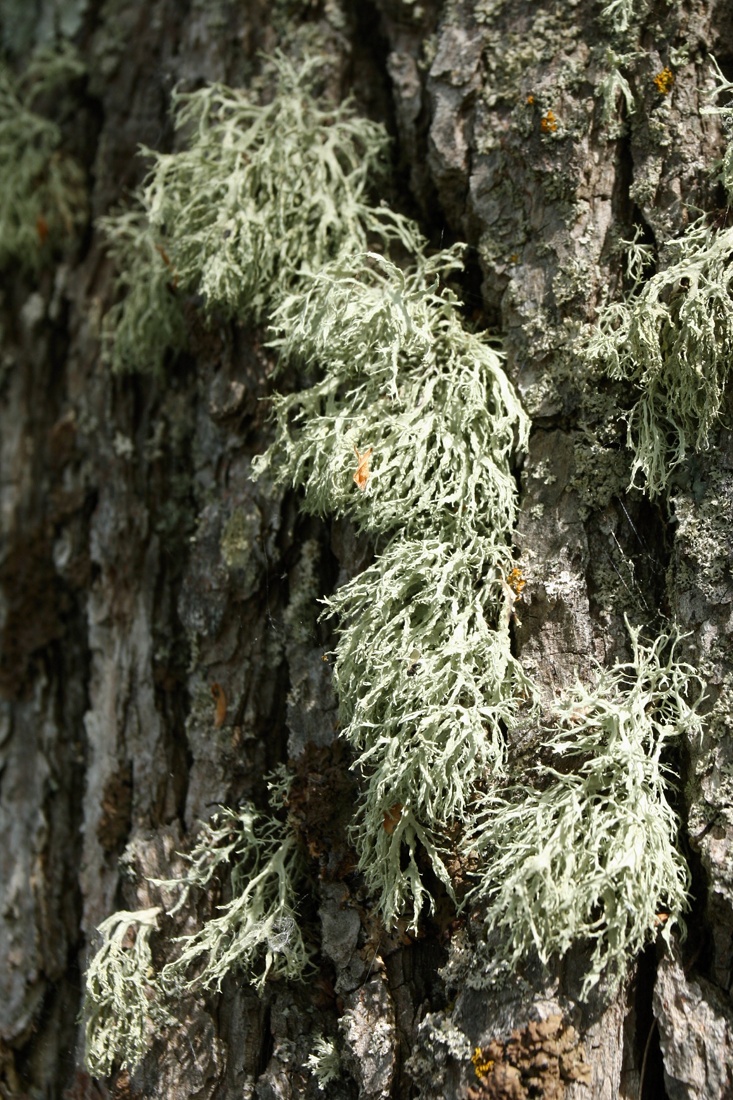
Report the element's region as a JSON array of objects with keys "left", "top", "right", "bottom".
[
  {"left": 506, "top": 567, "right": 526, "bottom": 602},
  {"left": 654, "top": 67, "right": 674, "bottom": 95},
  {"left": 540, "top": 109, "right": 558, "bottom": 133},
  {"left": 471, "top": 1046, "right": 495, "bottom": 1079}
]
